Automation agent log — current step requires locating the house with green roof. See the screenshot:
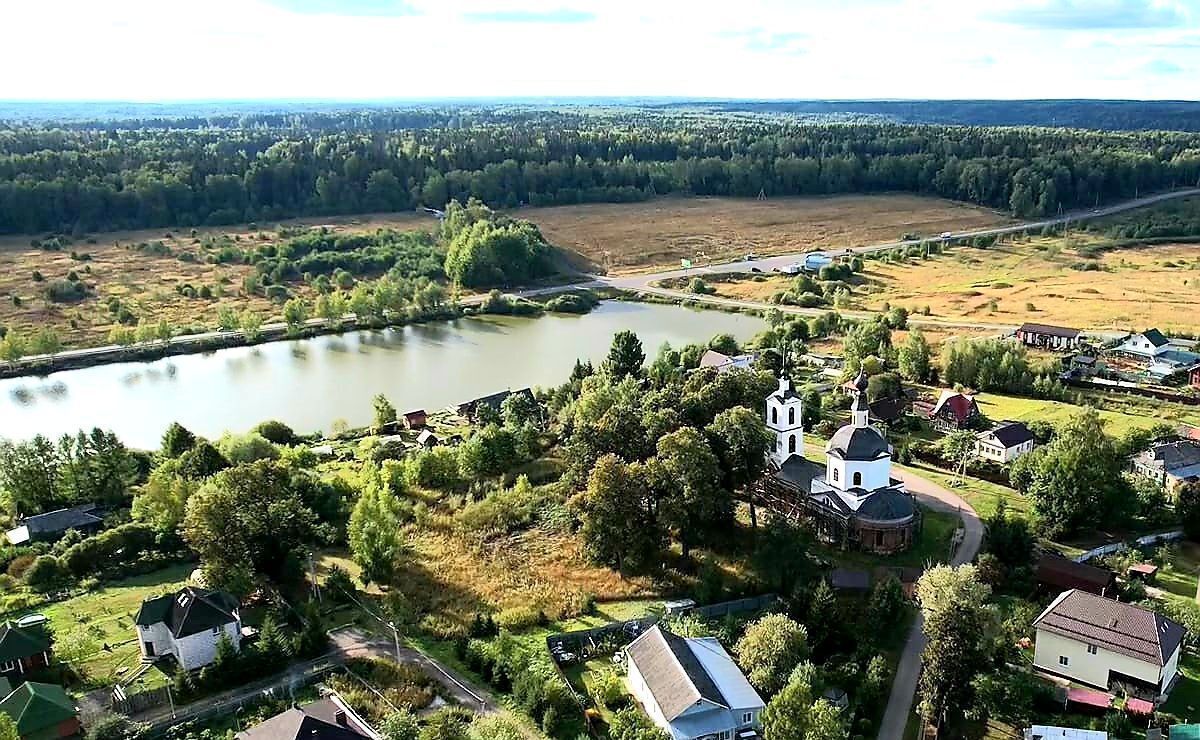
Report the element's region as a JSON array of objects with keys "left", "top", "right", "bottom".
[
  {"left": 0, "top": 681, "right": 79, "bottom": 740},
  {"left": 0, "top": 624, "right": 52, "bottom": 681}
]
